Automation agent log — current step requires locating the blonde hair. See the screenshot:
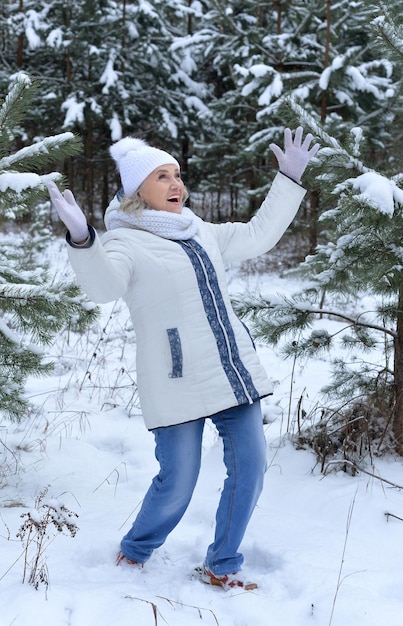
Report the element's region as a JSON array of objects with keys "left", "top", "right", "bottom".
[
  {"left": 120, "top": 192, "right": 147, "bottom": 214},
  {"left": 119, "top": 187, "right": 189, "bottom": 214}
]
